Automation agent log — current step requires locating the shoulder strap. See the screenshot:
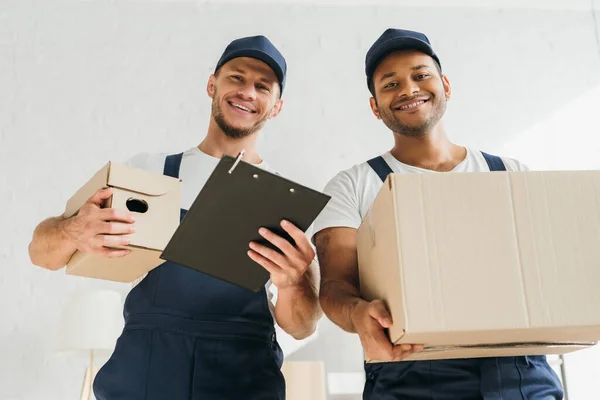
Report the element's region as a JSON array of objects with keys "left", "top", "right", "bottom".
[
  {"left": 367, "top": 156, "right": 394, "bottom": 182},
  {"left": 481, "top": 151, "right": 506, "bottom": 172},
  {"left": 163, "top": 152, "right": 184, "bottom": 178}
]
